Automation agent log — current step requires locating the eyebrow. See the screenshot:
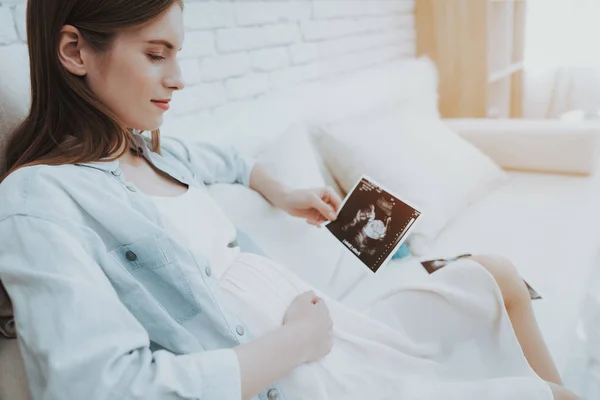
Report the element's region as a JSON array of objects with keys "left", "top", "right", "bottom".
[{"left": 146, "top": 39, "right": 182, "bottom": 51}]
